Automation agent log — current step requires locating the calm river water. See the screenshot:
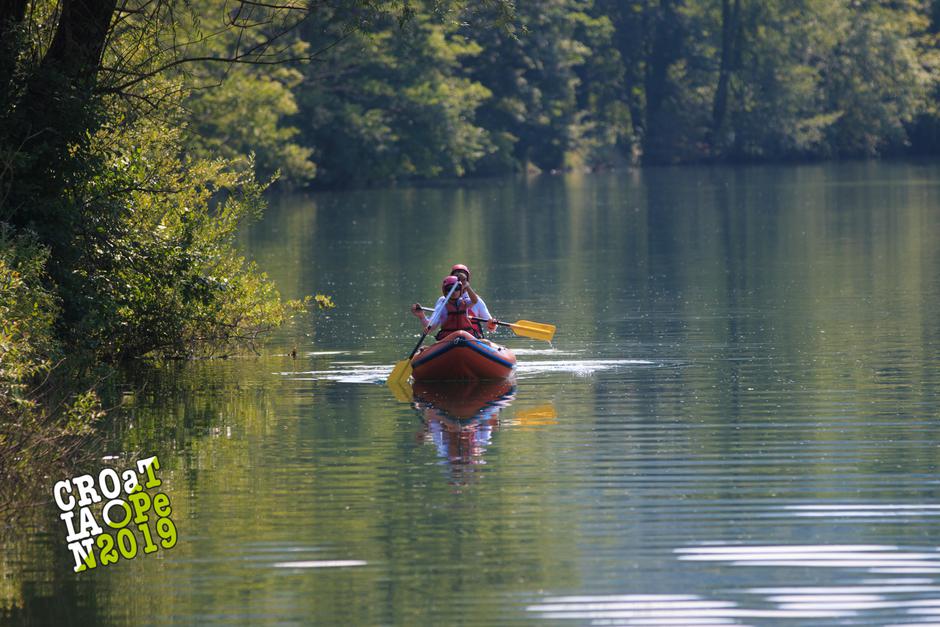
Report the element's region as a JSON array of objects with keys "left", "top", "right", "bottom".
[{"left": 5, "top": 163, "right": 940, "bottom": 625}]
